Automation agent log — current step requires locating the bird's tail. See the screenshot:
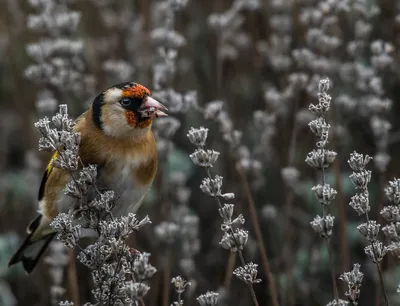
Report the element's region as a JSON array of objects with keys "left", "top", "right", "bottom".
[{"left": 9, "top": 214, "right": 55, "bottom": 274}]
